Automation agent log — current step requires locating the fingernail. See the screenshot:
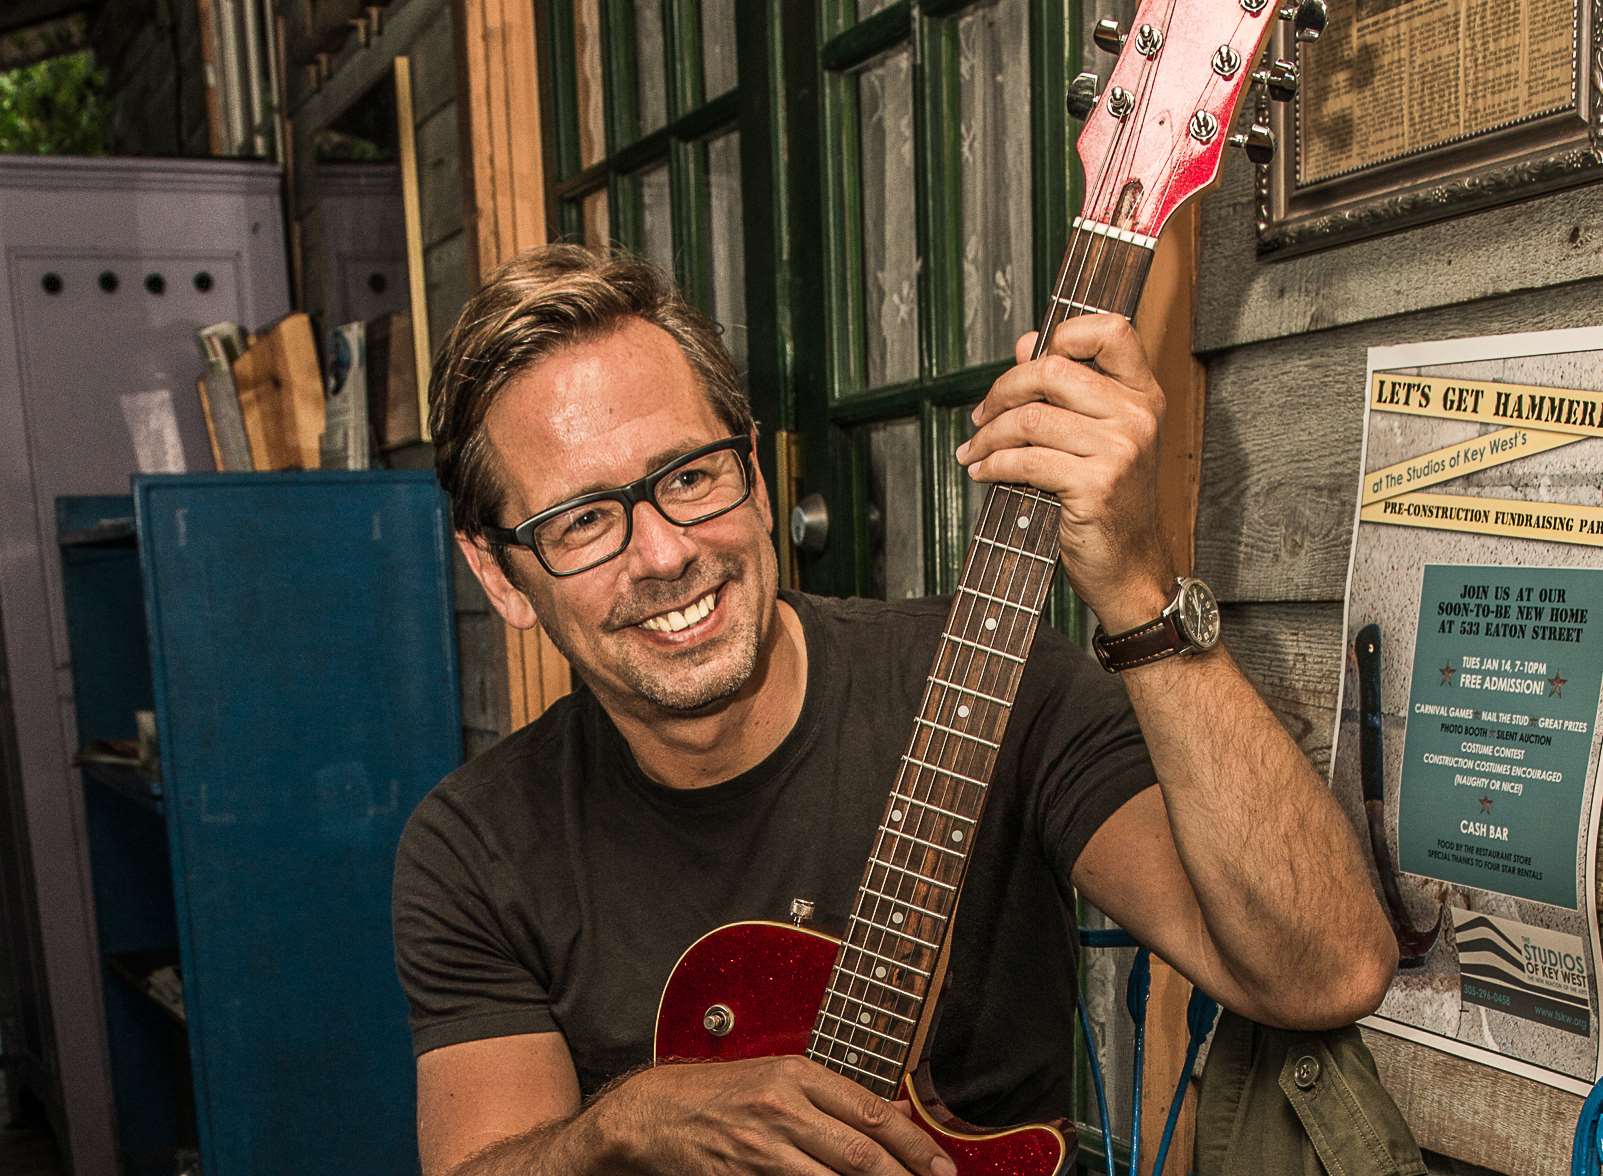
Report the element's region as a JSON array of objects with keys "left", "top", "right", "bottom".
[
  {"left": 955, "top": 440, "right": 970, "bottom": 460},
  {"left": 970, "top": 405, "right": 982, "bottom": 423},
  {"left": 932, "top": 1157, "right": 957, "bottom": 1176}
]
